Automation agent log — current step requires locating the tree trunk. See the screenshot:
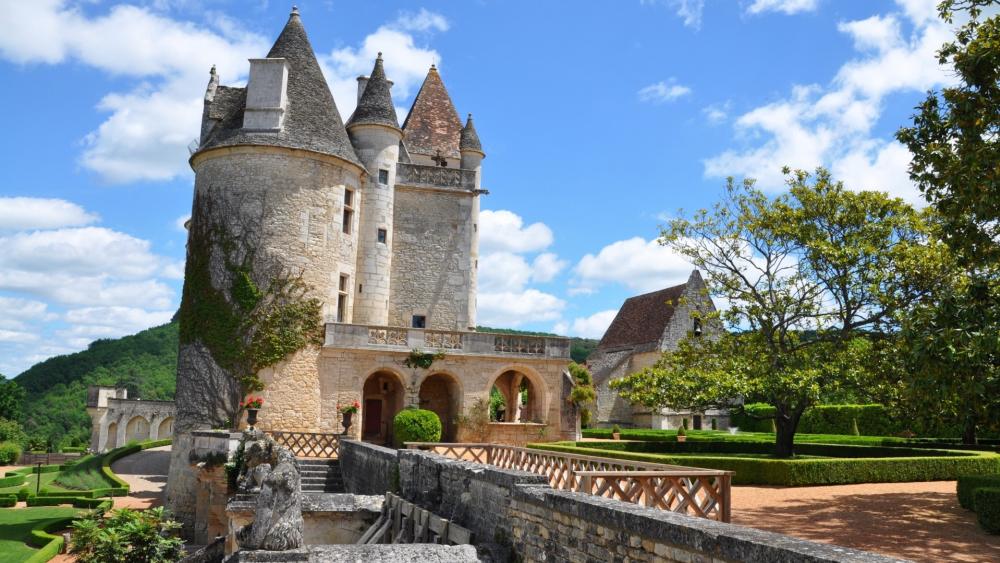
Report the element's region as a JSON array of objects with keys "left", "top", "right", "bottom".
[
  {"left": 962, "top": 416, "right": 978, "bottom": 445},
  {"left": 774, "top": 405, "right": 804, "bottom": 458}
]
